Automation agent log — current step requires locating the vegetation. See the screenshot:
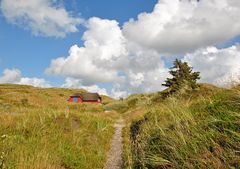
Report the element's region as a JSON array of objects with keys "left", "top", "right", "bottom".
[
  {"left": 121, "top": 60, "right": 239, "bottom": 168},
  {"left": 0, "top": 84, "right": 118, "bottom": 169},
  {"left": 1, "top": 69, "right": 240, "bottom": 169},
  {"left": 123, "top": 84, "right": 240, "bottom": 168},
  {"left": 162, "top": 59, "right": 200, "bottom": 97}
]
